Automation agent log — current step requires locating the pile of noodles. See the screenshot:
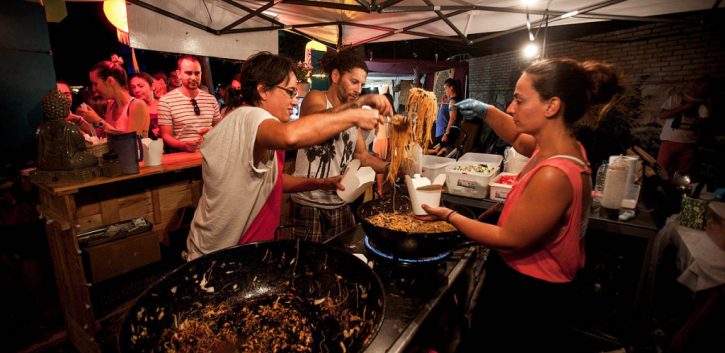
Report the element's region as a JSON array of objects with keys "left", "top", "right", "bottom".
[
  {"left": 385, "top": 88, "right": 438, "bottom": 186},
  {"left": 367, "top": 212, "right": 456, "bottom": 233},
  {"left": 406, "top": 88, "right": 438, "bottom": 150}
]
